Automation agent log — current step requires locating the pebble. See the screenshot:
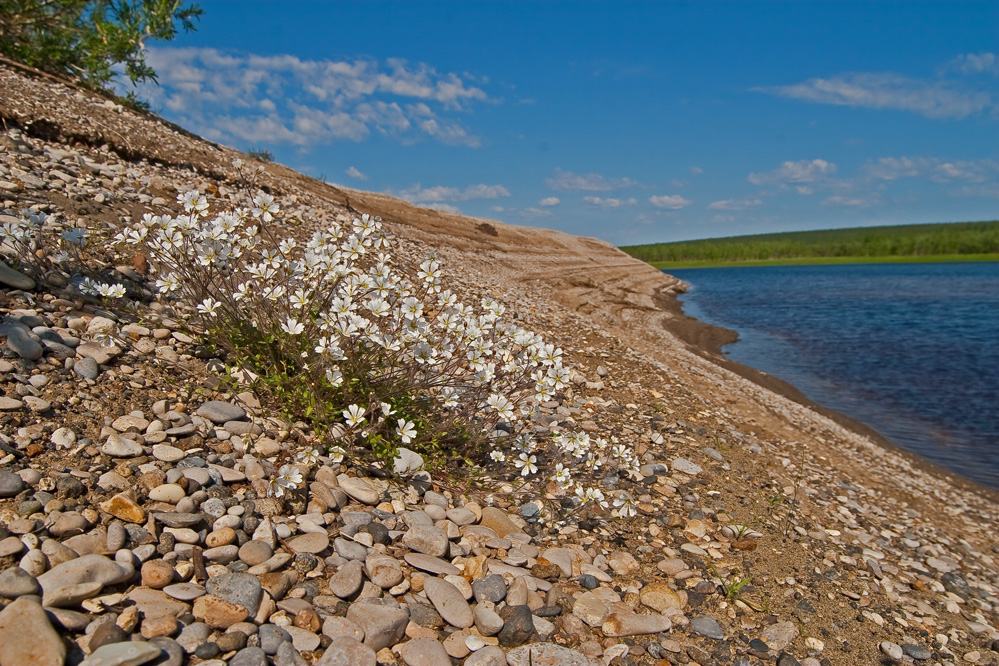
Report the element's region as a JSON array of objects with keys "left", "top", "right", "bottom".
[
  {"left": 196, "top": 400, "right": 247, "bottom": 423},
  {"left": 5, "top": 326, "right": 43, "bottom": 360},
  {"left": 402, "top": 525, "right": 449, "bottom": 558},
  {"left": 690, "top": 615, "right": 725, "bottom": 640},
  {"left": 73, "top": 356, "right": 100, "bottom": 379},
  {"left": 102, "top": 433, "right": 143, "bottom": 457},
  {"left": 0, "top": 261, "right": 36, "bottom": 290},
  {"left": 0, "top": 566, "right": 41, "bottom": 597},
  {"left": 0, "top": 597, "right": 66, "bottom": 666},
  {"left": 902, "top": 644, "right": 932, "bottom": 660},
  {"left": 316, "top": 637, "right": 376, "bottom": 666},
  {"left": 0, "top": 469, "right": 26, "bottom": 497},
  {"left": 346, "top": 603, "right": 409, "bottom": 651},
  {"left": 337, "top": 476, "right": 382, "bottom": 505},
  {"left": 79, "top": 639, "right": 163, "bottom": 666},
  {"left": 880, "top": 641, "right": 904, "bottom": 660},
  {"left": 396, "top": 637, "right": 452, "bottom": 666},
  {"left": 424, "top": 576, "right": 474, "bottom": 628}
]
